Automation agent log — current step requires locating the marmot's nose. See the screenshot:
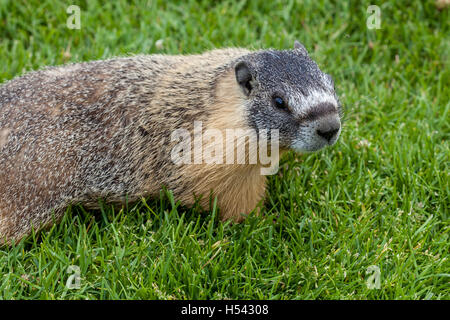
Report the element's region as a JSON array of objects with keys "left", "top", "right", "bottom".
[
  {"left": 315, "top": 117, "right": 340, "bottom": 143},
  {"left": 317, "top": 127, "right": 339, "bottom": 142}
]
